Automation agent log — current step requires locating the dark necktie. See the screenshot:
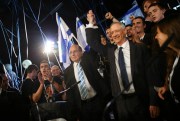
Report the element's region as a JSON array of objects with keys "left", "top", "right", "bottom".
[{"left": 118, "top": 47, "right": 130, "bottom": 91}]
